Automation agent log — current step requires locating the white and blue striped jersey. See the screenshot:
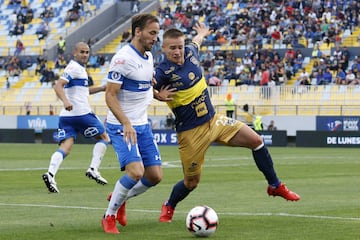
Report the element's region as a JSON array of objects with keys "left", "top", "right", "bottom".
[
  {"left": 106, "top": 44, "right": 154, "bottom": 126},
  {"left": 60, "top": 60, "right": 92, "bottom": 117}
]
